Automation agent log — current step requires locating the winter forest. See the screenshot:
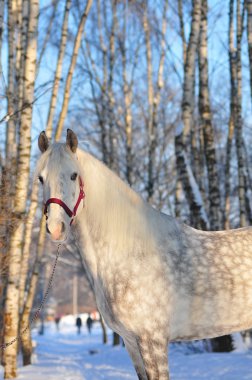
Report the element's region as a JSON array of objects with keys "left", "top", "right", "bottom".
[{"left": 1, "top": 0, "right": 252, "bottom": 378}]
